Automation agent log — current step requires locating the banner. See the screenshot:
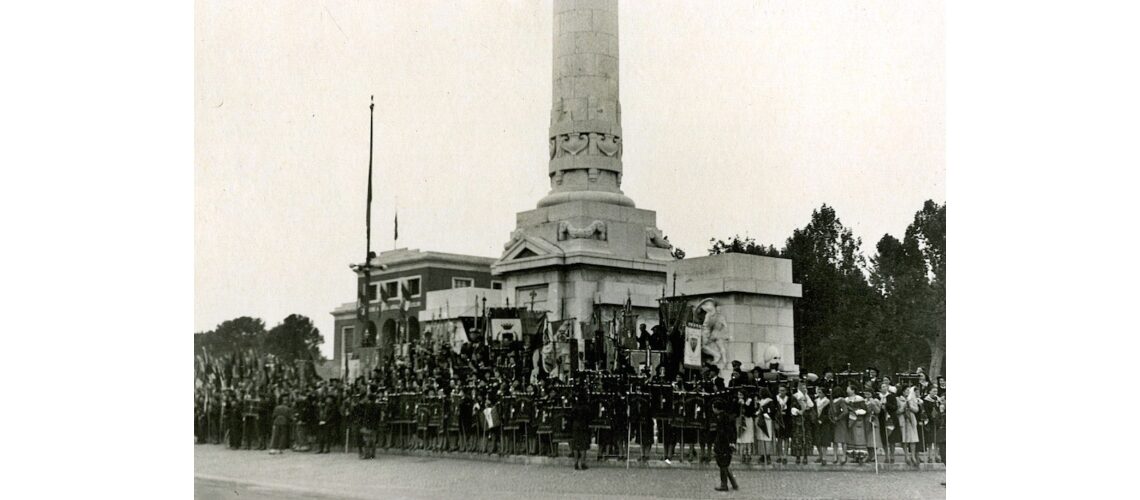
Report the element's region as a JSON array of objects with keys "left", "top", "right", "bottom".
[
  {"left": 491, "top": 318, "right": 522, "bottom": 343},
  {"left": 630, "top": 350, "right": 664, "bottom": 374},
  {"left": 447, "top": 320, "right": 468, "bottom": 354},
  {"left": 347, "top": 359, "right": 360, "bottom": 381},
  {"left": 483, "top": 406, "right": 500, "bottom": 430},
  {"left": 550, "top": 318, "right": 576, "bottom": 342},
  {"left": 683, "top": 322, "right": 703, "bottom": 368}
]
